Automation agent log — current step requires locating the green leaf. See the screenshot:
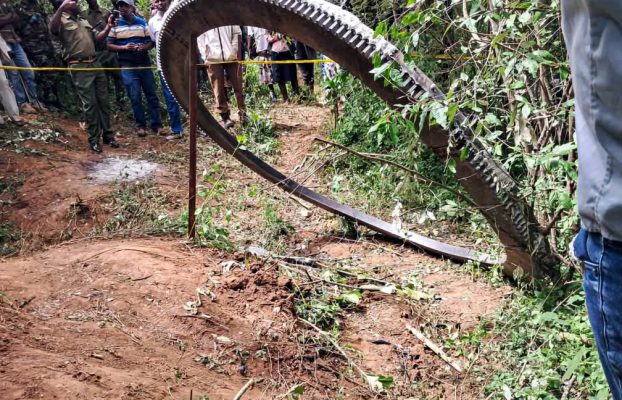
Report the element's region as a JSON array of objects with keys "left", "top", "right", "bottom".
[
  {"left": 430, "top": 103, "right": 449, "bottom": 129},
  {"left": 236, "top": 134, "right": 247, "bottom": 144},
  {"left": 491, "top": 31, "right": 509, "bottom": 48},
  {"left": 459, "top": 146, "right": 470, "bottom": 161},
  {"left": 447, "top": 158, "right": 457, "bottom": 174},
  {"left": 485, "top": 113, "right": 502, "bottom": 126},
  {"left": 370, "top": 61, "right": 393, "bottom": 78},
  {"left": 562, "top": 348, "right": 587, "bottom": 381},
  {"left": 366, "top": 375, "right": 394, "bottom": 391},
  {"left": 447, "top": 103, "right": 458, "bottom": 124},
  {"left": 377, "top": 375, "right": 394, "bottom": 389},
  {"left": 339, "top": 290, "right": 362, "bottom": 305},
  {"left": 401, "top": 11, "right": 419, "bottom": 27},
  {"left": 502, "top": 384, "right": 512, "bottom": 400},
  {"left": 511, "top": 81, "right": 526, "bottom": 89},
  {"left": 374, "top": 21, "right": 388, "bottom": 37}
]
